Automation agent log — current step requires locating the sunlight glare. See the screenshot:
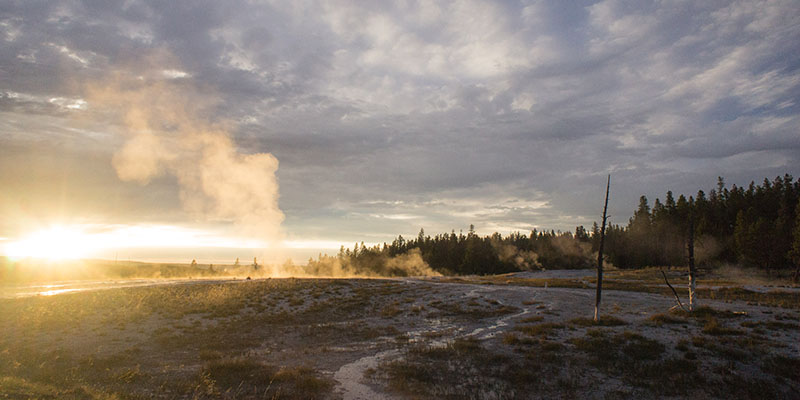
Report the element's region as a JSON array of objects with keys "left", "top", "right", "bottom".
[
  {"left": 1, "top": 224, "right": 272, "bottom": 261},
  {"left": 4, "top": 226, "right": 92, "bottom": 260}
]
